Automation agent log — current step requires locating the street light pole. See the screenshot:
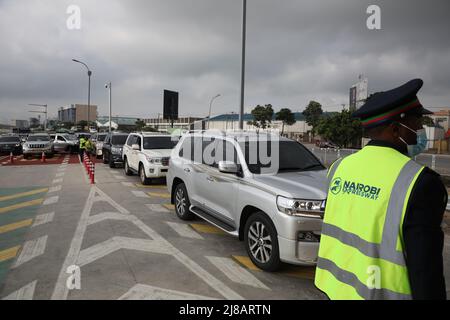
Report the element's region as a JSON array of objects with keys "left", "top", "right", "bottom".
[
  {"left": 72, "top": 59, "right": 92, "bottom": 130},
  {"left": 239, "top": 0, "right": 247, "bottom": 130},
  {"left": 29, "top": 104, "right": 48, "bottom": 130},
  {"left": 208, "top": 94, "right": 221, "bottom": 129},
  {"left": 106, "top": 82, "right": 112, "bottom": 133}
]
